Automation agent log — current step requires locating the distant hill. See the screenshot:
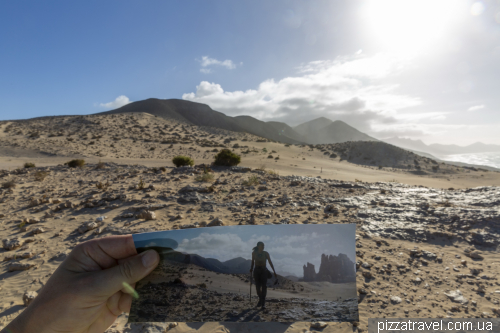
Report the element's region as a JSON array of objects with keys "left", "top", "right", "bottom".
[
  {"left": 294, "top": 118, "right": 377, "bottom": 144},
  {"left": 385, "top": 137, "right": 500, "bottom": 156},
  {"left": 99, "top": 99, "right": 379, "bottom": 145},
  {"left": 137, "top": 245, "right": 253, "bottom": 275},
  {"left": 98, "top": 98, "right": 306, "bottom": 145}
]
